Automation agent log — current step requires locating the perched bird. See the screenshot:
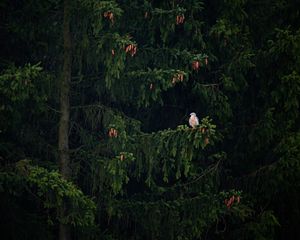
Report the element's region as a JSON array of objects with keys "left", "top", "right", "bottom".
[{"left": 189, "top": 112, "right": 199, "bottom": 128}]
